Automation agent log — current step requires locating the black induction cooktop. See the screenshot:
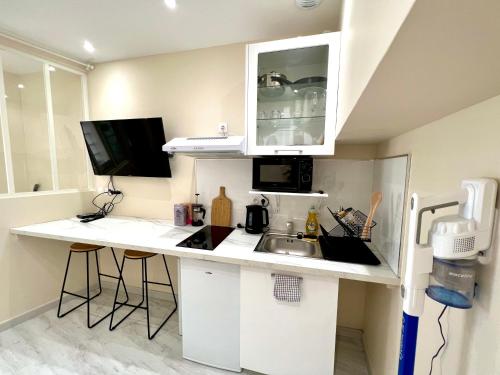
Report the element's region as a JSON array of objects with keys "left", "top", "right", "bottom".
[{"left": 177, "top": 225, "right": 235, "bottom": 250}]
